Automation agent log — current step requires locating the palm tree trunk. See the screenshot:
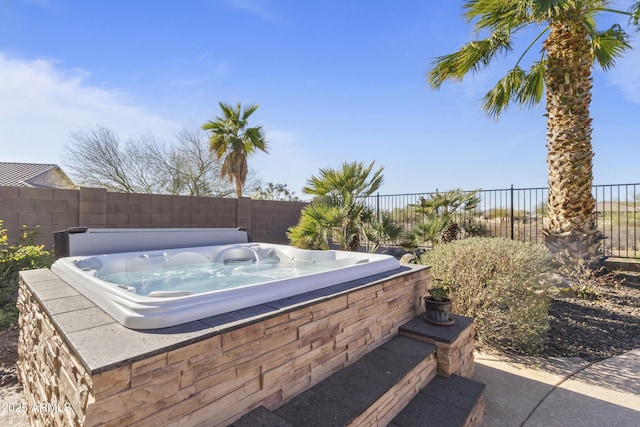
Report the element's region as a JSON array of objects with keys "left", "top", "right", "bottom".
[
  {"left": 543, "top": 10, "right": 603, "bottom": 263},
  {"left": 348, "top": 233, "right": 360, "bottom": 252},
  {"left": 234, "top": 175, "right": 243, "bottom": 198}
]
